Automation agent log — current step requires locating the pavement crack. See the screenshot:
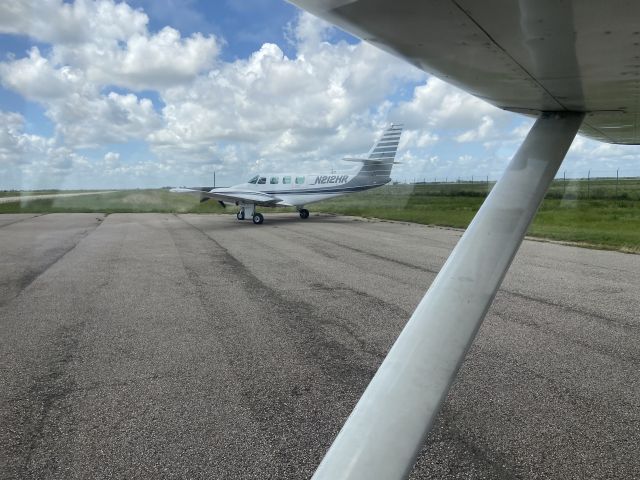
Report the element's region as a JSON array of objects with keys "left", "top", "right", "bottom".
[
  {"left": 0, "top": 214, "right": 44, "bottom": 229},
  {"left": 500, "top": 289, "right": 637, "bottom": 331},
  {"left": 427, "top": 404, "right": 521, "bottom": 480},
  {"left": 277, "top": 225, "right": 440, "bottom": 275},
  {"left": 22, "top": 321, "right": 85, "bottom": 475},
  {"left": 172, "top": 215, "right": 378, "bottom": 383},
  {"left": 0, "top": 217, "right": 103, "bottom": 309}
]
